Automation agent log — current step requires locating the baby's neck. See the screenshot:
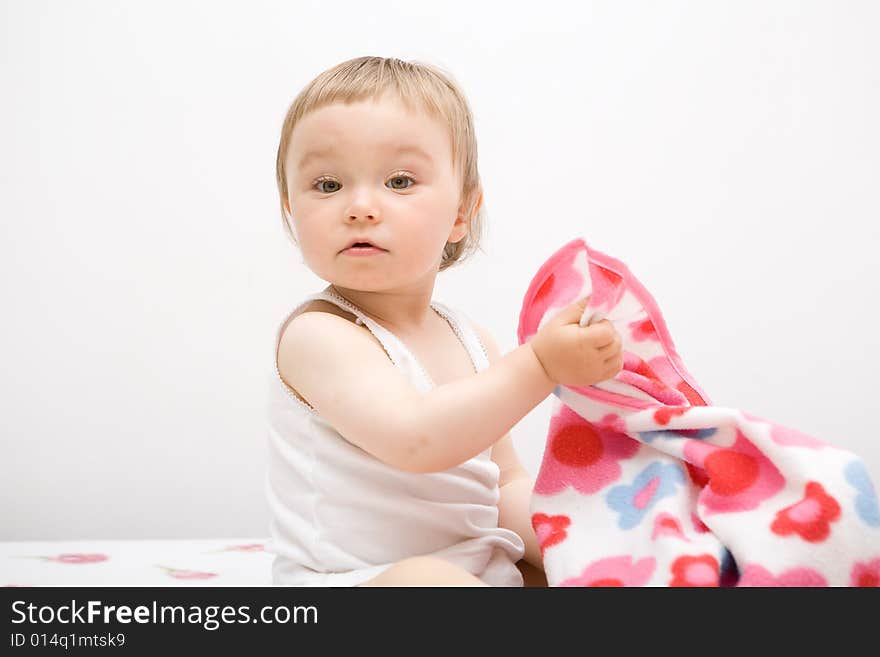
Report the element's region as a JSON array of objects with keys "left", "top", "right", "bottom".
[{"left": 327, "top": 284, "right": 439, "bottom": 334}]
